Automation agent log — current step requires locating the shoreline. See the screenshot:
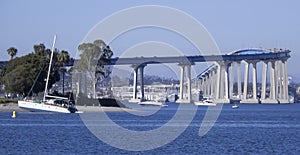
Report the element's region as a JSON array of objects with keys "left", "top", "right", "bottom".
[
  {"left": 0, "top": 103, "right": 137, "bottom": 113},
  {"left": 0, "top": 103, "right": 29, "bottom": 112}
]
